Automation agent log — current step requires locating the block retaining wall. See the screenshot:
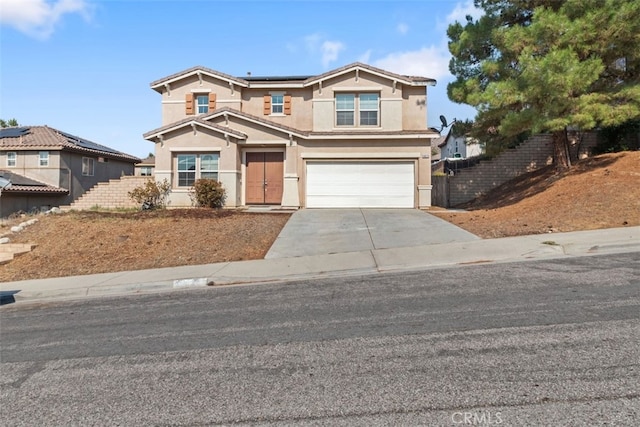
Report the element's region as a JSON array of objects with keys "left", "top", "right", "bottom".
[
  {"left": 63, "top": 176, "right": 150, "bottom": 211},
  {"left": 432, "top": 132, "right": 599, "bottom": 207}
]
